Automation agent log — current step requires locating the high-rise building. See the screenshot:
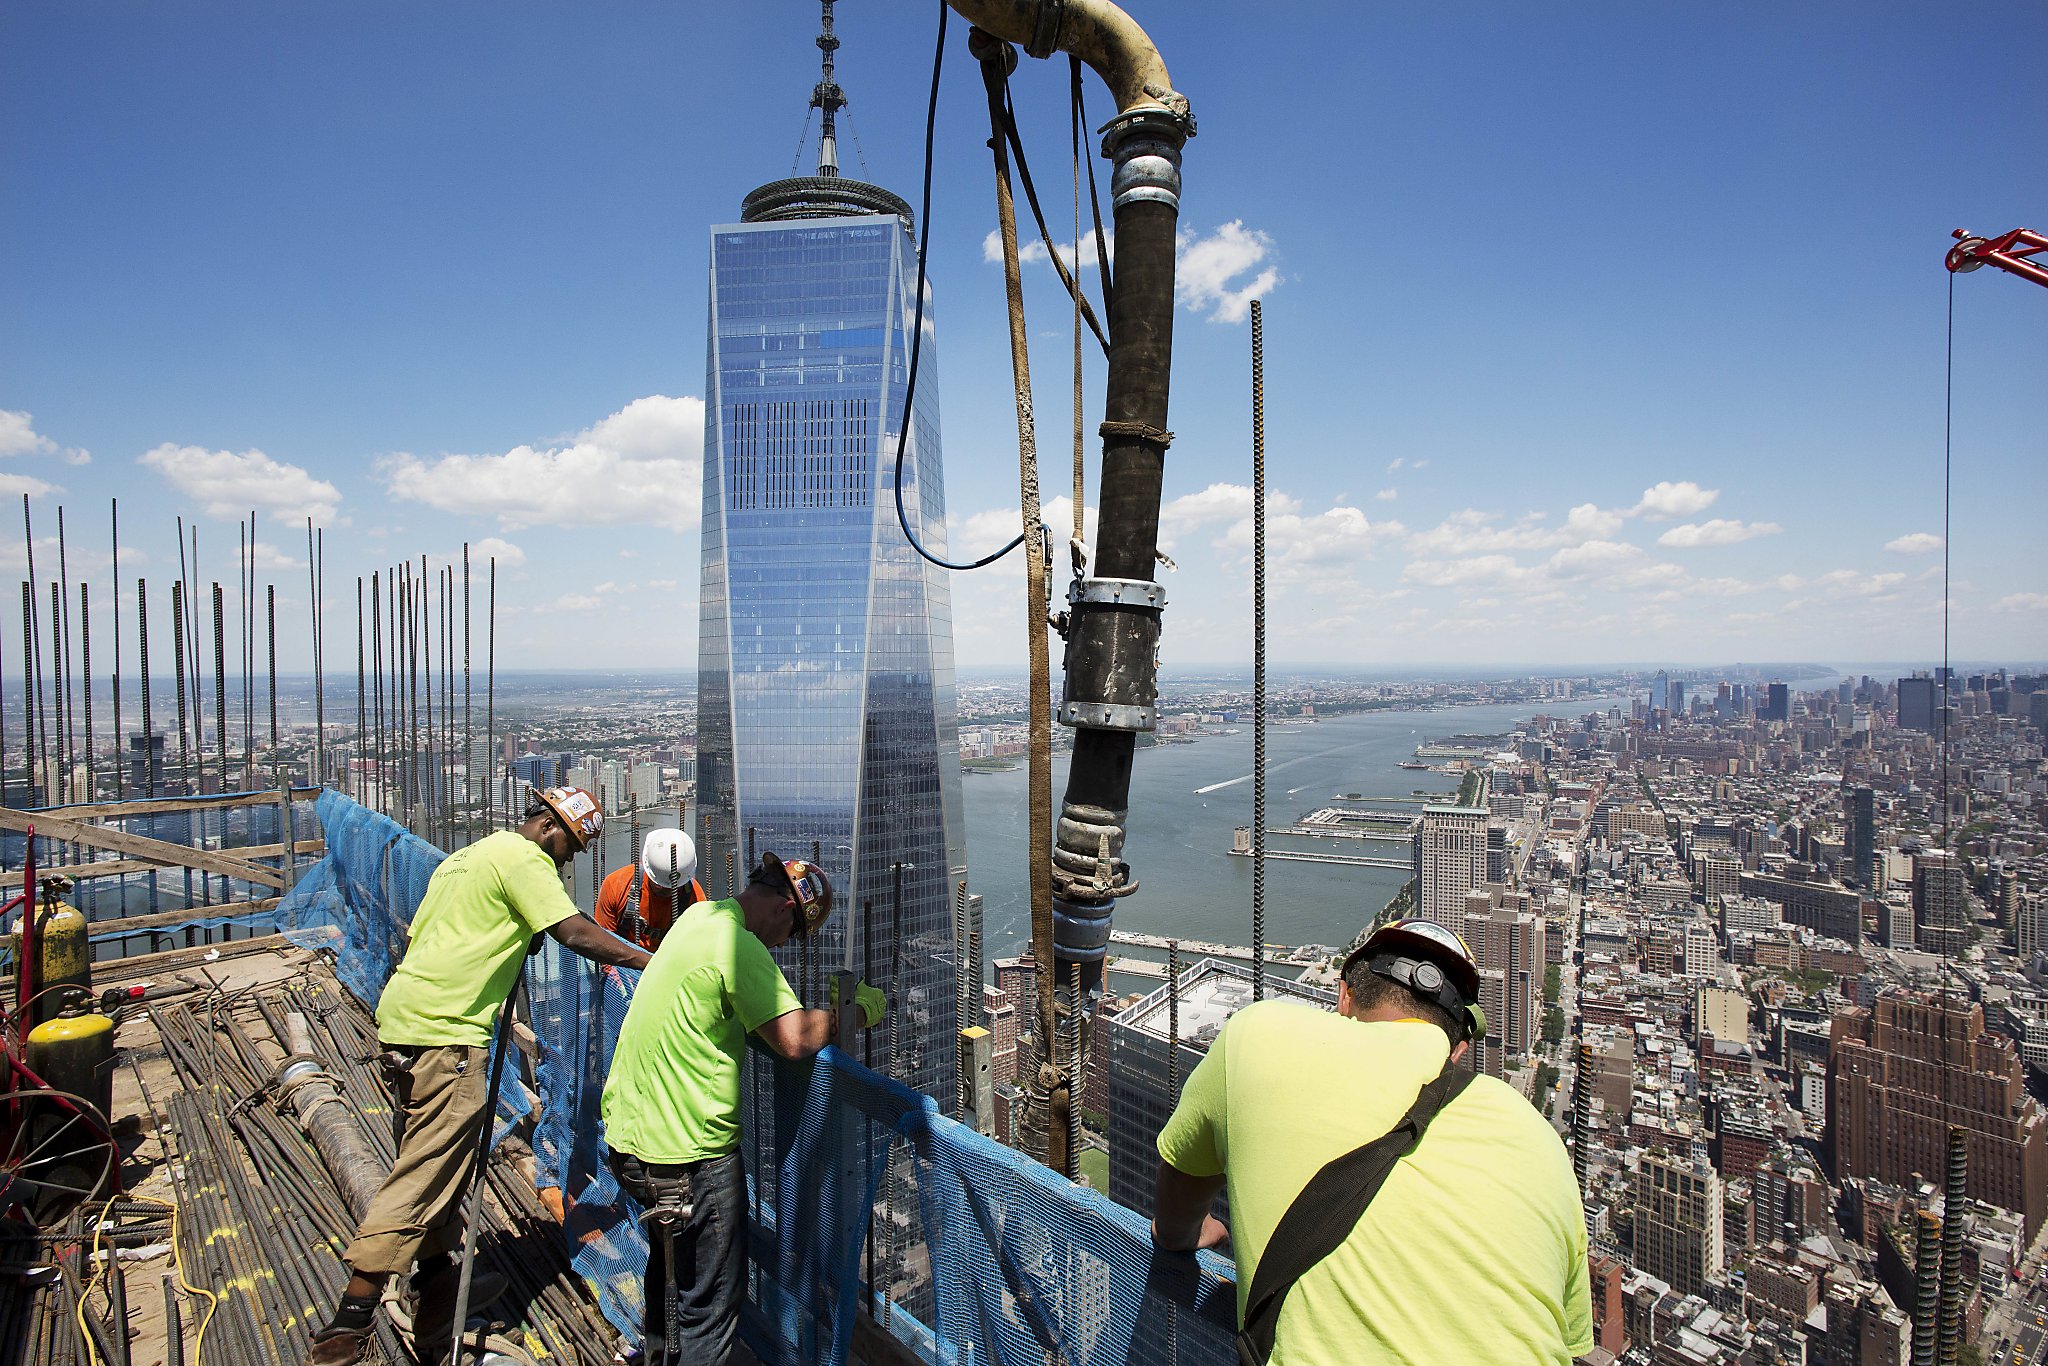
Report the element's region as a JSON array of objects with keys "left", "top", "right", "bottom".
[
  {"left": 1416, "top": 803, "right": 1490, "bottom": 934},
  {"left": 1848, "top": 786, "right": 1876, "bottom": 889},
  {"left": 1463, "top": 891, "right": 1545, "bottom": 1075},
  {"left": 696, "top": 0, "right": 970, "bottom": 1181},
  {"left": 1912, "top": 849, "right": 1969, "bottom": 959},
  {"left": 1827, "top": 992, "right": 2048, "bottom": 1238},
  {"left": 1765, "top": 681, "right": 1790, "bottom": 723},
  {"left": 1632, "top": 1148, "right": 1725, "bottom": 1295},
  {"left": 1897, "top": 676, "right": 1937, "bottom": 732},
  {"left": 2016, "top": 890, "right": 2048, "bottom": 961},
  {"left": 1650, "top": 671, "right": 1670, "bottom": 712}
]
